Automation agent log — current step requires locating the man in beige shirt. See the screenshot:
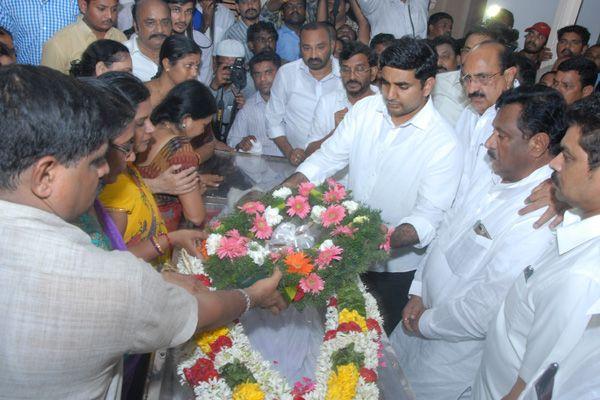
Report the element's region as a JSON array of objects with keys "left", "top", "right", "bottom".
[
  {"left": 0, "top": 64, "right": 285, "bottom": 399},
  {"left": 41, "top": 0, "right": 127, "bottom": 74}
]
